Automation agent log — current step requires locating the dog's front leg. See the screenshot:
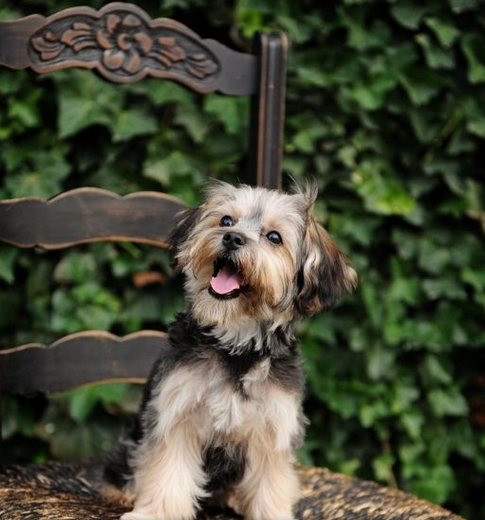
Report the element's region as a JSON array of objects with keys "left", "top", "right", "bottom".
[
  {"left": 232, "top": 444, "right": 299, "bottom": 520},
  {"left": 121, "top": 420, "right": 207, "bottom": 520},
  {"left": 229, "top": 383, "right": 302, "bottom": 520}
]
